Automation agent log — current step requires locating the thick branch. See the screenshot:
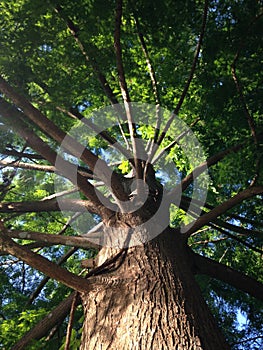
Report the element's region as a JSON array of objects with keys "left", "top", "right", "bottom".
[
  {"left": 1, "top": 149, "right": 44, "bottom": 160},
  {"left": 0, "top": 98, "right": 114, "bottom": 217},
  {"left": 28, "top": 248, "right": 79, "bottom": 305},
  {"left": 5, "top": 229, "right": 100, "bottom": 250},
  {"left": 0, "top": 158, "right": 93, "bottom": 178},
  {"left": 192, "top": 252, "right": 263, "bottom": 302},
  {"left": 11, "top": 292, "right": 80, "bottom": 350},
  {"left": 0, "top": 198, "right": 100, "bottom": 214},
  {"left": 183, "top": 186, "right": 263, "bottom": 237},
  {"left": 0, "top": 79, "right": 124, "bottom": 199},
  {"left": 0, "top": 231, "right": 92, "bottom": 292}
]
